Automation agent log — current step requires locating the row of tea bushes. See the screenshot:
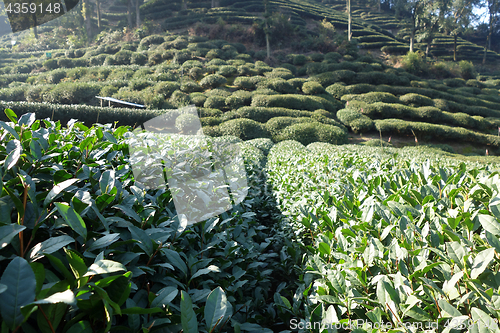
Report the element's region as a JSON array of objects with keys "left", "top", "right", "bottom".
[
  {"left": 265, "top": 140, "right": 500, "bottom": 330},
  {"left": 0, "top": 108, "right": 301, "bottom": 331},
  {"left": 201, "top": 113, "right": 348, "bottom": 145},
  {"left": 374, "top": 118, "right": 500, "bottom": 146}
]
